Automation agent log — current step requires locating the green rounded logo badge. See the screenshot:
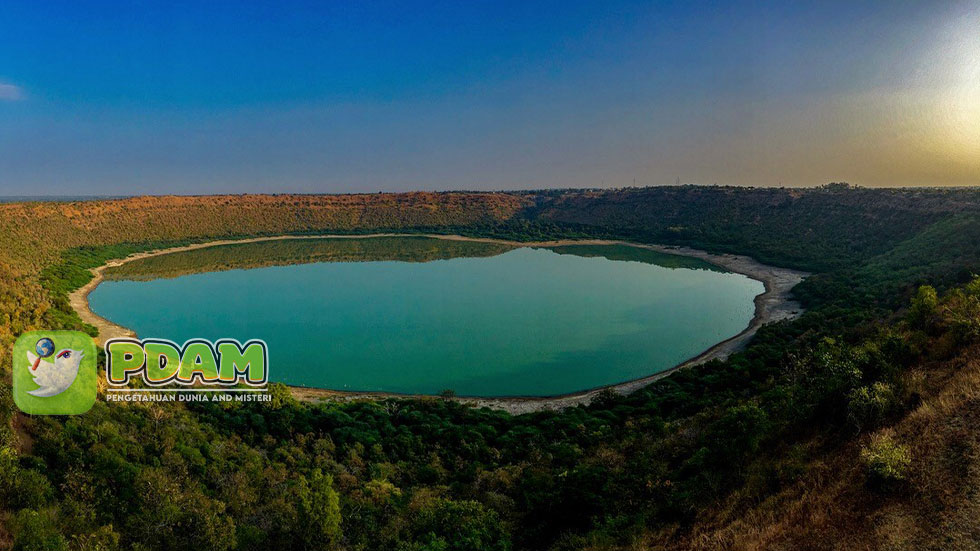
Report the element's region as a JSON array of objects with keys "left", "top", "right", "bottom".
[{"left": 13, "top": 330, "right": 97, "bottom": 415}]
